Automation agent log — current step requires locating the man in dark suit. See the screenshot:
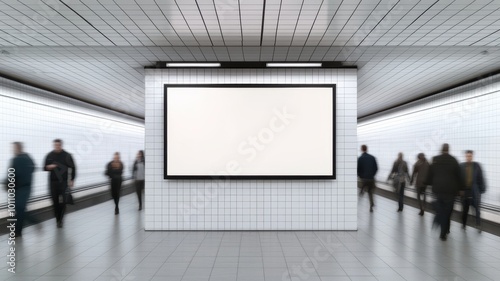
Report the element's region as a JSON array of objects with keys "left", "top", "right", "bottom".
[
  {"left": 357, "top": 145, "right": 378, "bottom": 212},
  {"left": 426, "top": 143, "right": 463, "bottom": 241},
  {"left": 44, "top": 139, "right": 76, "bottom": 228},
  {"left": 460, "top": 150, "right": 486, "bottom": 232}
]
